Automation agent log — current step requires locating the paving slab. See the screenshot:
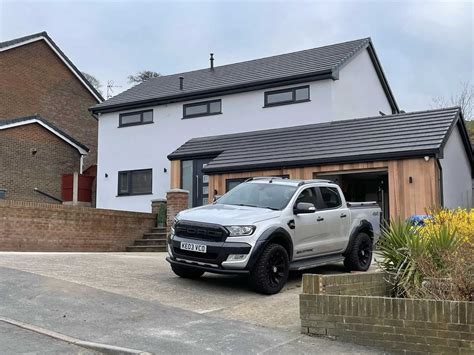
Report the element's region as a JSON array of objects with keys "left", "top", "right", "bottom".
[{"left": 0, "top": 266, "right": 378, "bottom": 354}]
